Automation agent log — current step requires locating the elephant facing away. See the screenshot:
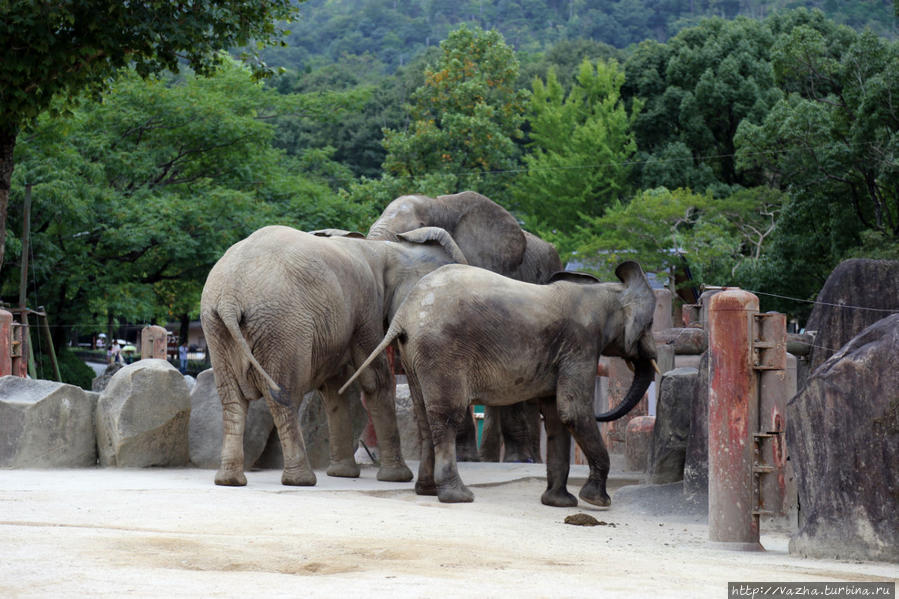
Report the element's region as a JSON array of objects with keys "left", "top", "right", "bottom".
[
  {"left": 341, "top": 261, "right": 658, "bottom": 507},
  {"left": 368, "top": 191, "right": 562, "bottom": 462},
  {"left": 201, "top": 225, "right": 467, "bottom": 487}
]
